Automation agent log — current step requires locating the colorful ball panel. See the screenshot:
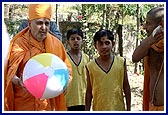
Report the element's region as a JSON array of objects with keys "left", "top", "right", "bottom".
[{"left": 23, "top": 53, "right": 69, "bottom": 99}]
